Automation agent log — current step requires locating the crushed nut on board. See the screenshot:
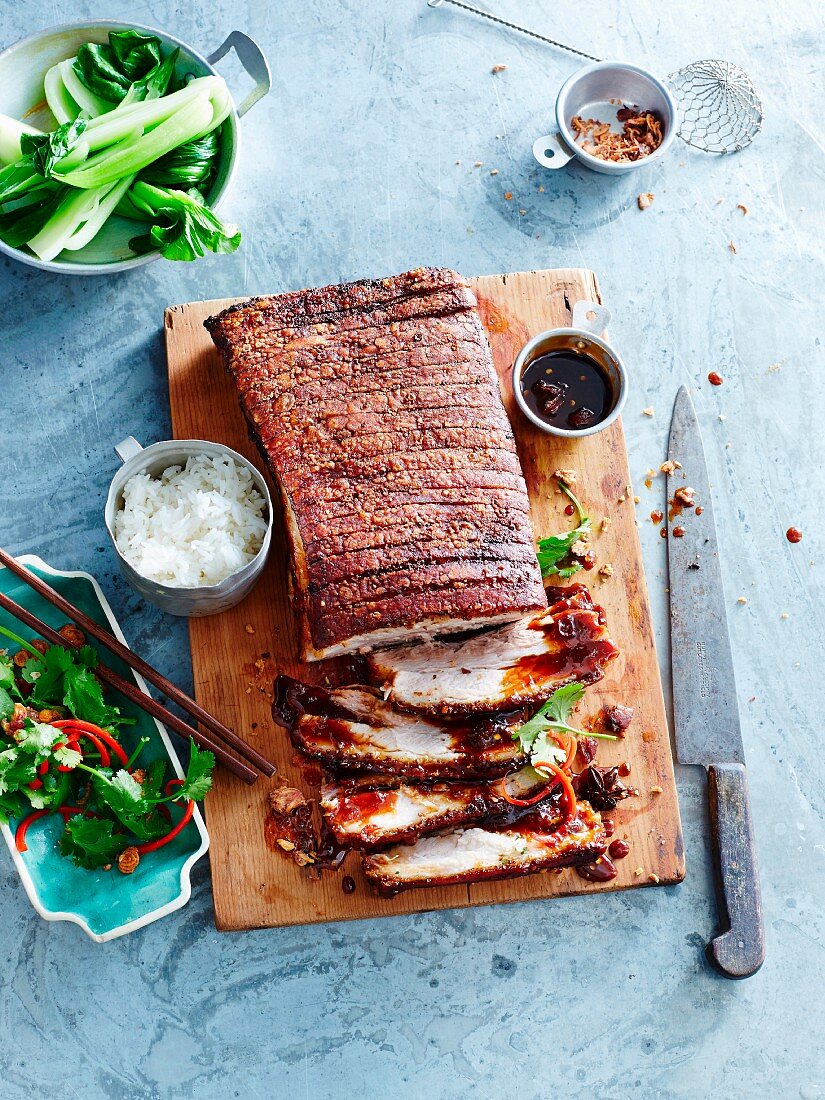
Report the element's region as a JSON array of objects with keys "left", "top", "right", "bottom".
[
  {"left": 634, "top": 867, "right": 644, "bottom": 877},
  {"left": 598, "top": 563, "right": 614, "bottom": 578},
  {"left": 660, "top": 459, "right": 682, "bottom": 475},
  {"left": 637, "top": 192, "right": 655, "bottom": 210},
  {"left": 648, "top": 873, "right": 660, "bottom": 883},
  {"left": 491, "top": 63, "right": 507, "bottom": 73},
  {"left": 673, "top": 486, "right": 695, "bottom": 508},
  {"left": 737, "top": 596, "right": 748, "bottom": 605},
  {"left": 737, "top": 203, "right": 749, "bottom": 215},
  {"left": 553, "top": 467, "right": 577, "bottom": 486},
  {"left": 650, "top": 785, "right": 663, "bottom": 795},
  {"left": 642, "top": 406, "right": 655, "bottom": 416},
  {"left": 244, "top": 623, "right": 255, "bottom": 634}
]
